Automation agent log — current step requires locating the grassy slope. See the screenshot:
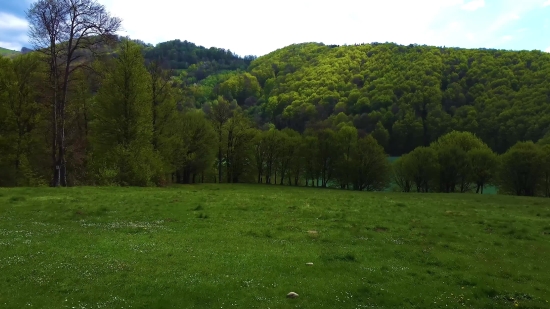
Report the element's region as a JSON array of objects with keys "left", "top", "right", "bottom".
[
  {"left": 0, "top": 47, "right": 19, "bottom": 57},
  {"left": 0, "top": 185, "right": 549, "bottom": 308}
]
